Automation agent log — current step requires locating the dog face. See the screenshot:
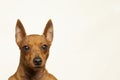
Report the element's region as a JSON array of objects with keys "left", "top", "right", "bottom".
[{"left": 15, "top": 19, "right": 53, "bottom": 69}]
